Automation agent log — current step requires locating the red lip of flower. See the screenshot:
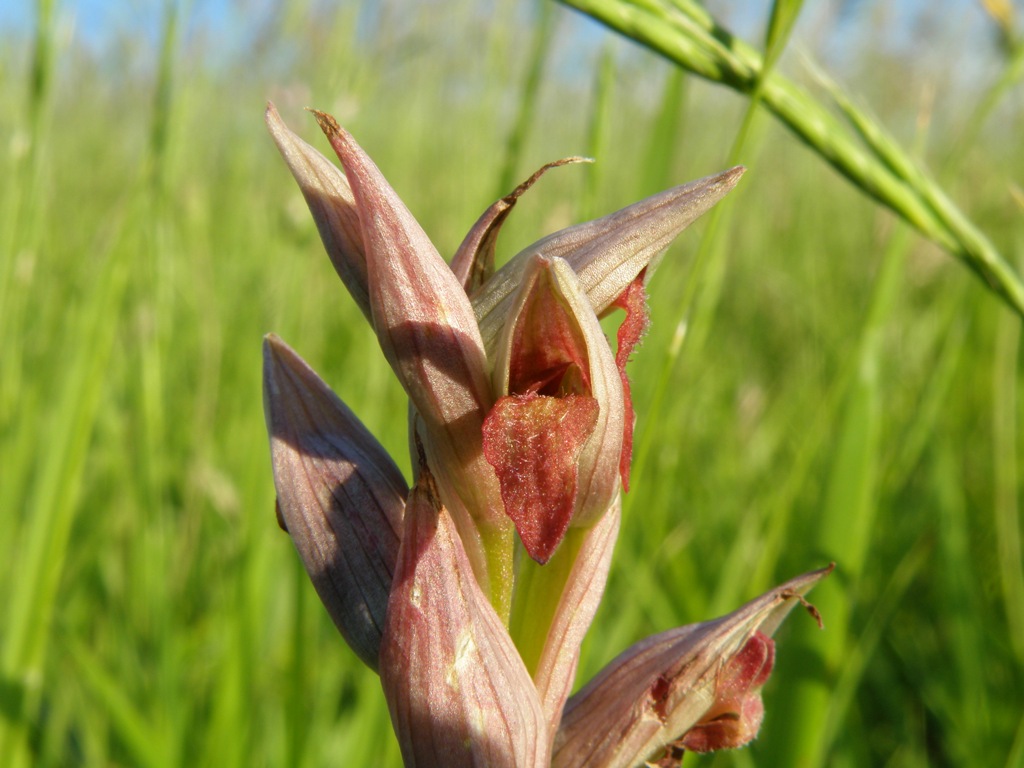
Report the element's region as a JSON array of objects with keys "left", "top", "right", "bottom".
[
  {"left": 482, "top": 253, "right": 624, "bottom": 564},
  {"left": 263, "top": 103, "right": 830, "bottom": 767}
]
